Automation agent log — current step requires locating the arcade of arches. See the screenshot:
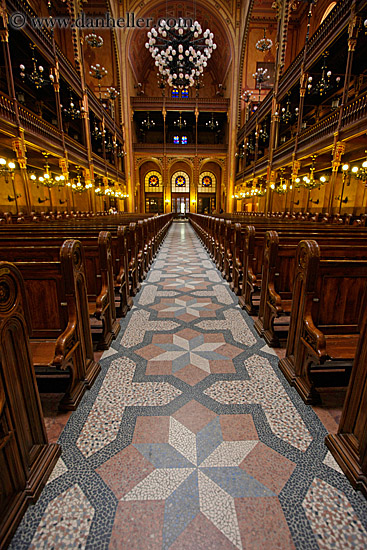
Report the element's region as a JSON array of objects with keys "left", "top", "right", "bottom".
[{"left": 2, "top": 0, "right": 367, "bottom": 548}]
